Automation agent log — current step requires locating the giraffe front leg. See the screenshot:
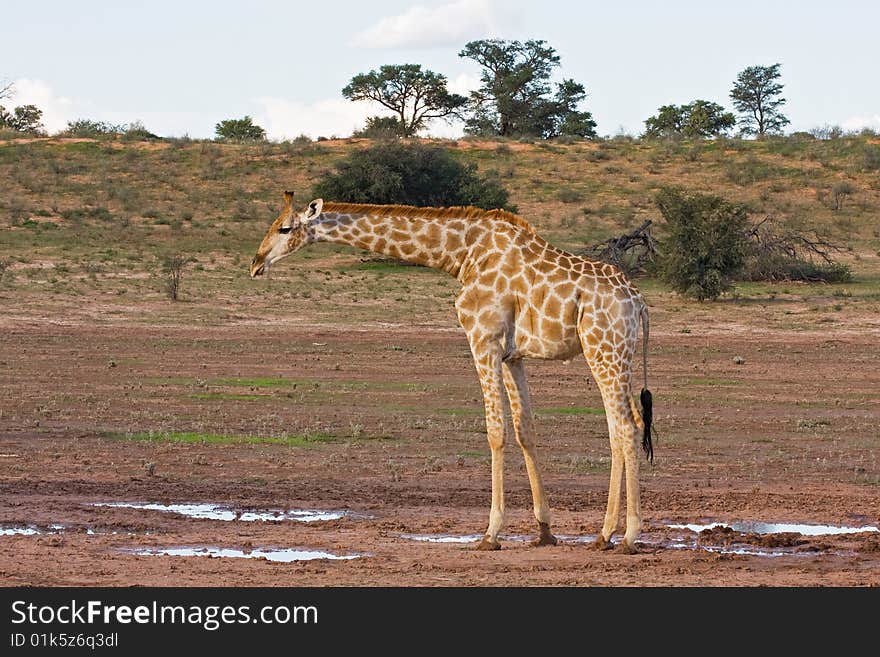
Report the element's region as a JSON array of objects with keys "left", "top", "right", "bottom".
[
  {"left": 473, "top": 349, "right": 509, "bottom": 551},
  {"left": 502, "top": 360, "right": 557, "bottom": 547}
]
